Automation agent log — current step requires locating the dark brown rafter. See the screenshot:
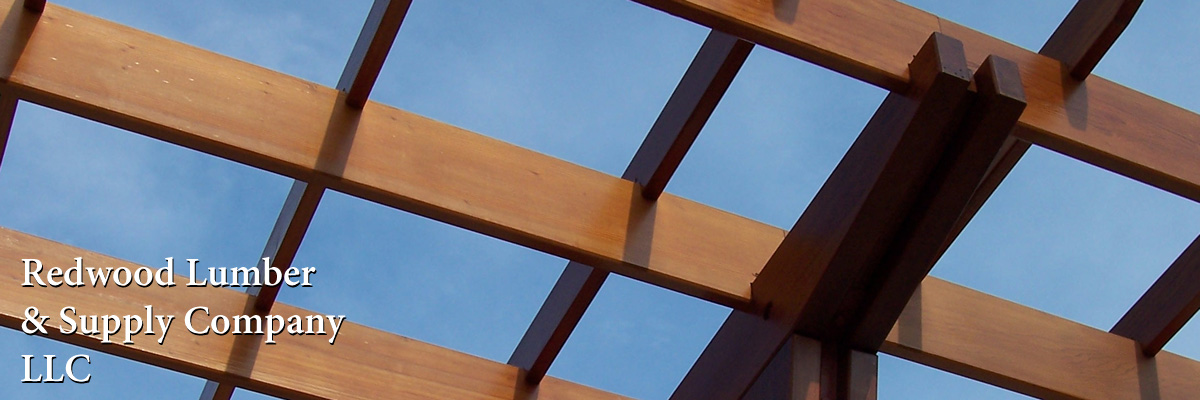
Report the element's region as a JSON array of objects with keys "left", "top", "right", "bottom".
[
  {"left": 947, "top": 0, "right": 1142, "bottom": 250},
  {"left": 849, "top": 56, "right": 1026, "bottom": 350},
  {"left": 673, "top": 33, "right": 975, "bottom": 399},
  {"left": 339, "top": 0, "right": 412, "bottom": 108},
  {"left": 198, "top": 2, "right": 411, "bottom": 396},
  {"left": 1112, "top": 234, "right": 1200, "bottom": 356},
  {"left": 0, "top": 1, "right": 1198, "bottom": 398},
  {"left": 0, "top": 95, "right": 15, "bottom": 171},
  {"left": 509, "top": 29, "right": 753, "bottom": 385}
]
